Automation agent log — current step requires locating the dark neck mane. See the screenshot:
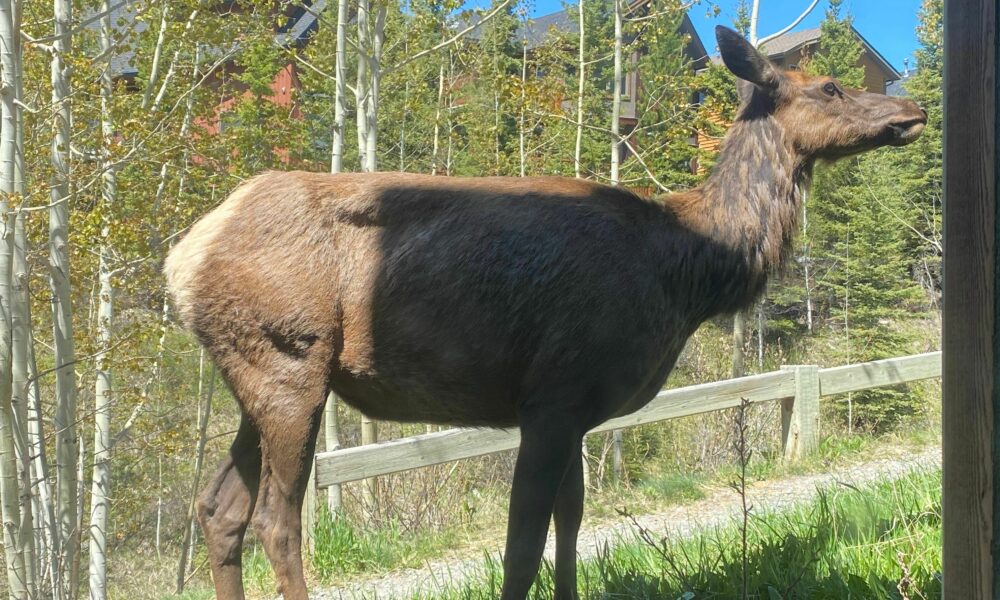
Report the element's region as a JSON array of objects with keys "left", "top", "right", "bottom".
[{"left": 659, "top": 113, "right": 811, "bottom": 316}]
